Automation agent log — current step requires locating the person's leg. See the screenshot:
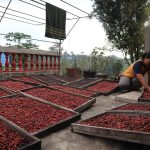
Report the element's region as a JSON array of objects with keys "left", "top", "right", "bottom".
[
  {"left": 131, "top": 77, "right": 141, "bottom": 91},
  {"left": 119, "top": 76, "right": 131, "bottom": 91}
]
